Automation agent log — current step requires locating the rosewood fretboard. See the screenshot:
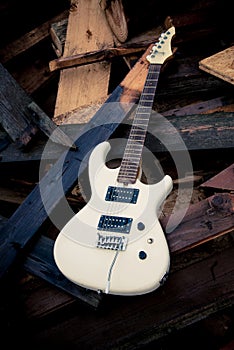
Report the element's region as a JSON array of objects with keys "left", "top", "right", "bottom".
[{"left": 117, "top": 63, "right": 161, "bottom": 185}]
